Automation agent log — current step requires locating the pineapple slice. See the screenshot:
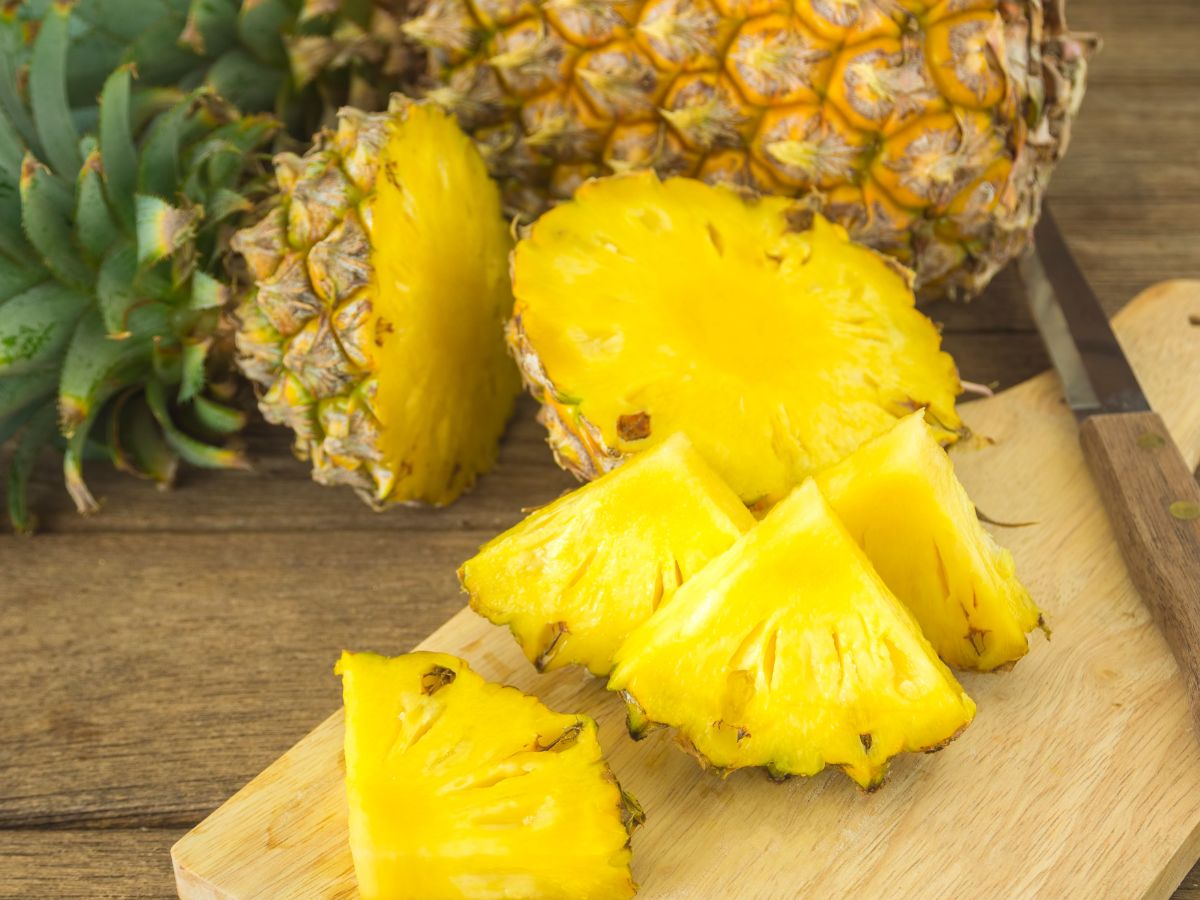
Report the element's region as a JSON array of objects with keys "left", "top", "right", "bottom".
[
  {"left": 509, "top": 173, "right": 962, "bottom": 509},
  {"left": 608, "top": 481, "right": 976, "bottom": 790},
  {"left": 233, "top": 100, "right": 521, "bottom": 508},
  {"left": 814, "top": 412, "right": 1043, "bottom": 671},
  {"left": 459, "top": 433, "right": 755, "bottom": 676},
  {"left": 336, "top": 651, "right": 641, "bottom": 899}
]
